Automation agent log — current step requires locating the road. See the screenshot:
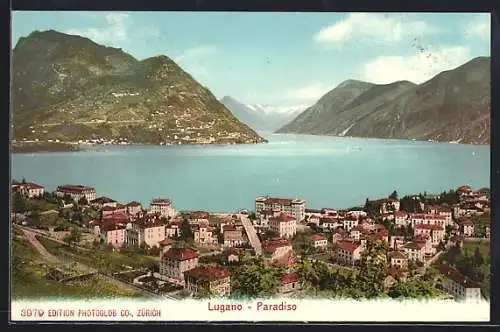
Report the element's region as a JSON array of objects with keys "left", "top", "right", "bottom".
[
  {"left": 18, "top": 225, "right": 91, "bottom": 251},
  {"left": 238, "top": 214, "right": 262, "bottom": 256},
  {"left": 419, "top": 250, "right": 443, "bottom": 275},
  {"left": 20, "top": 227, "right": 171, "bottom": 298},
  {"left": 22, "top": 228, "right": 59, "bottom": 264}
]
